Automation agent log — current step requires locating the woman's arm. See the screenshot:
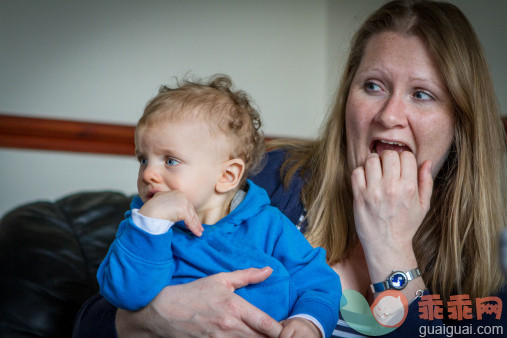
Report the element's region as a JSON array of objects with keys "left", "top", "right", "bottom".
[{"left": 74, "top": 268, "right": 283, "bottom": 337}]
